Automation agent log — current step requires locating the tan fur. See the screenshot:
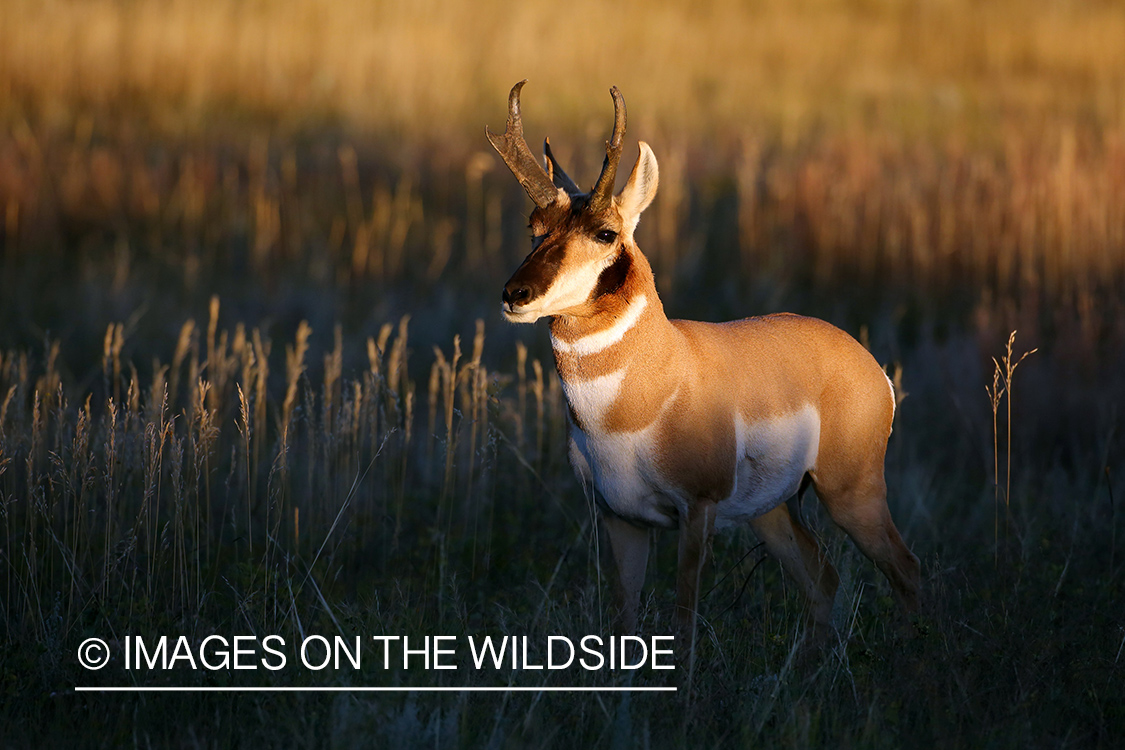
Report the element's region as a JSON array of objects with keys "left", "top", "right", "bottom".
[{"left": 492, "top": 85, "right": 920, "bottom": 645}]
